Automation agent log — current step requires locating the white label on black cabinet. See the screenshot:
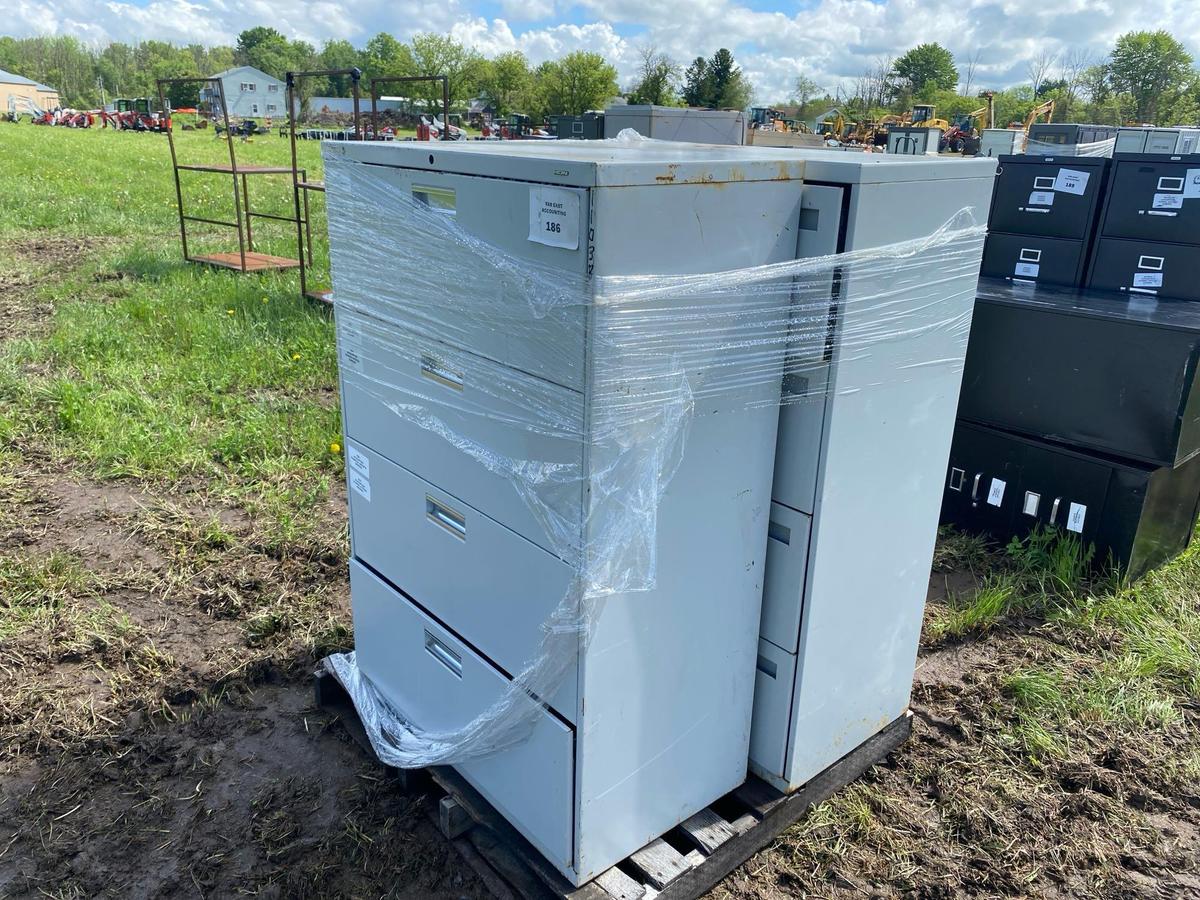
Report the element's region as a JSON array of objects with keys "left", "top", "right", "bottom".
[
  {"left": 987, "top": 478, "right": 1006, "bottom": 507},
  {"left": 1028, "top": 191, "right": 1055, "bottom": 206},
  {"left": 1066, "top": 502, "right": 1087, "bottom": 533},
  {"left": 347, "top": 445, "right": 370, "bottom": 479},
  {"left": 1133, "top": 272, "right": 1164, "bottom": 287},
  {"left": 1153, "top": 193, "right": 1184, "bottom": 210},
  {"left": 1053, "top": 168, "right": 1089, "bottom": 195},
  {"left": 1014, "top": 262, "right": 1040, "bottom": 278},
  {"left": 1185, "top": 169, "right": 1200, "bottom": 199},
  {"left": 528, "top": 186, "right": 581, "bottom": 250}
]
